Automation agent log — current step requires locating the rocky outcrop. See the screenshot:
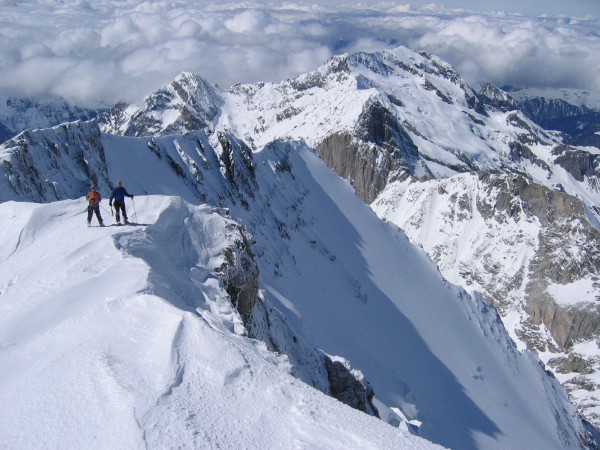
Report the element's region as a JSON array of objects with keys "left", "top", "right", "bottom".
[
  {"left": 474, "top": 173, "right": 600, "bottom": 349},
  {"left": 0, "top": 120, "right": 110, "bottom": 202},
  {"left": 553, "top": 145, "right": 599, "bottom": 182},
  {"left": 480, "top": 172, "right": 584, "bottom": 226},
  {"left": 316, "top": 132, "right": 389, "bottom": 203},
  {"left": 527, "top": 296, "right": 600, "bottom": 349},
  {"left": 325, "top": 357, "right": 379, "bottom": 417},
  {"left": 217, "top": 132, "right": 257, "bottom": 202},
  {"left": 218, "top": 218, "right": 381, "bottom": 418},
  {"left": 316, "top": 102, "right": 419, "bottom": 203},
  {"left": 216, "top": 223, "right": 260, "bottom": 326},
  {"left": 375, "top": 170, "right": 600, "bottom": 426}
]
